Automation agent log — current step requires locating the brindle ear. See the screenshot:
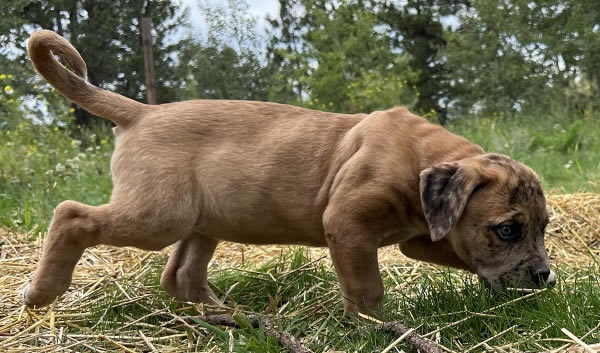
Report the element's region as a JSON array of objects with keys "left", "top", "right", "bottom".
[{"left": 419, "top": 163, "right": 482, "bottom": 242}]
